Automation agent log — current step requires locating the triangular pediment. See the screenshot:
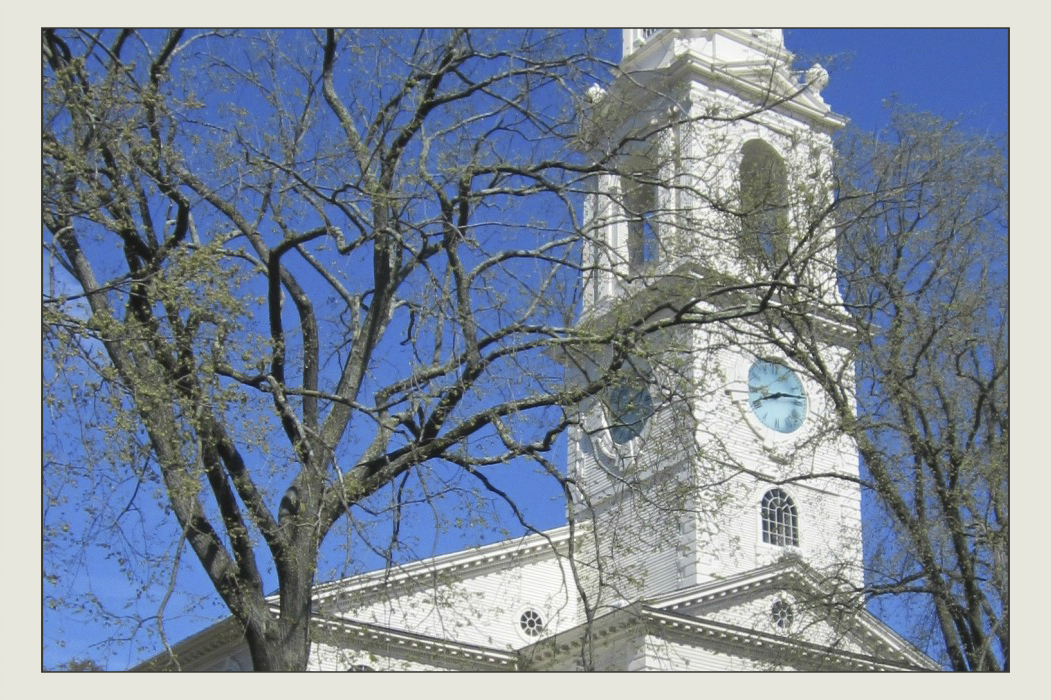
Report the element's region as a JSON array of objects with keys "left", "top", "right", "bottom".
[
  {"left": 309, "top": 526, "right": 584, "bottom": 654},
  {"left": 645, "top": 560, "right": 937, "bottom": 669}
]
